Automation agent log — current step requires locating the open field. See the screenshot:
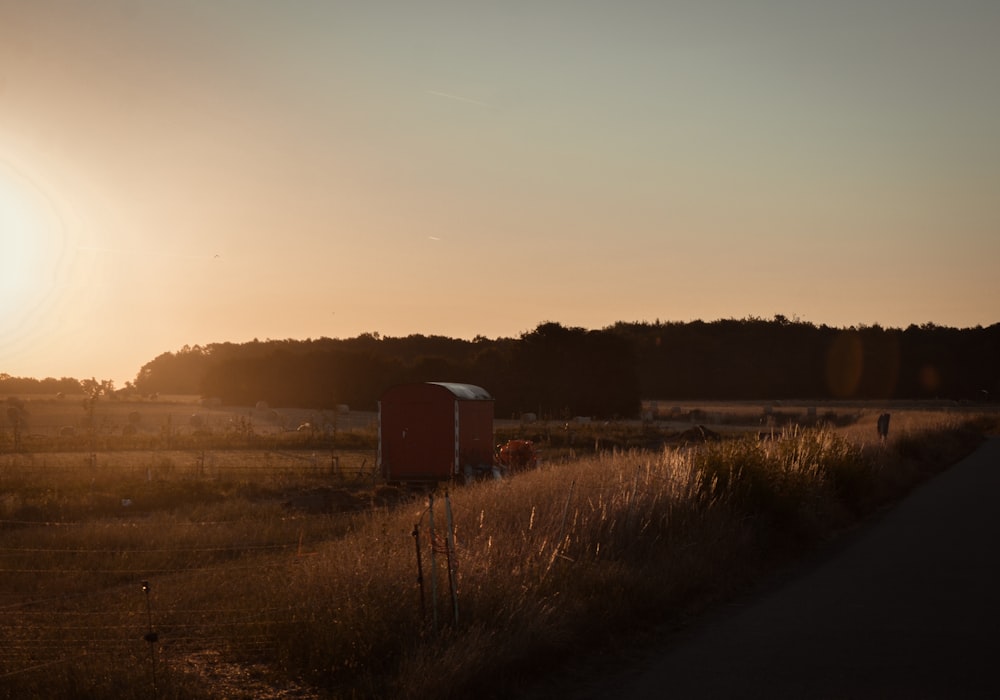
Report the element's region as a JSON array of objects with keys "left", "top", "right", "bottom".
[
  {"left": 2, "top": 394, "right": 375, "bottom": 442},
  {"left": 0, "top": 396, "right": 996, "bottom": 697},
  {"left": 5, "top": 392, "right": 989, "bottom": 452}
]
